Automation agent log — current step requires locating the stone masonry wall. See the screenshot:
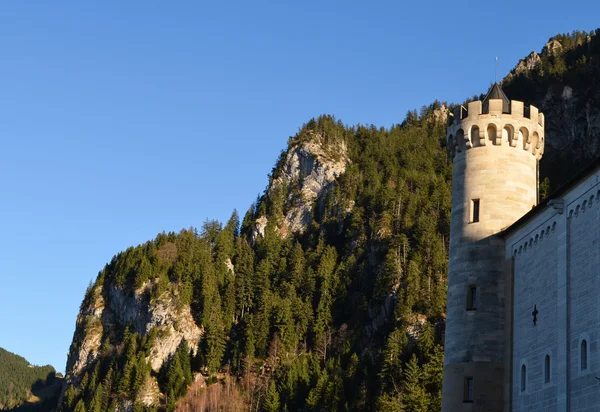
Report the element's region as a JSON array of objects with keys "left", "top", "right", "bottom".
[
  {"left": 510, "top": 211, "right": 559, "bottom": 412},
  {"left": 506, "top": 168, "right": 600, "bottom": 412},
  {"left": 567, "top": 182, "right": 600, "bottom": 412},
  {"left": 443, "top": 141, "right": 538, "bottom": 412}
]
